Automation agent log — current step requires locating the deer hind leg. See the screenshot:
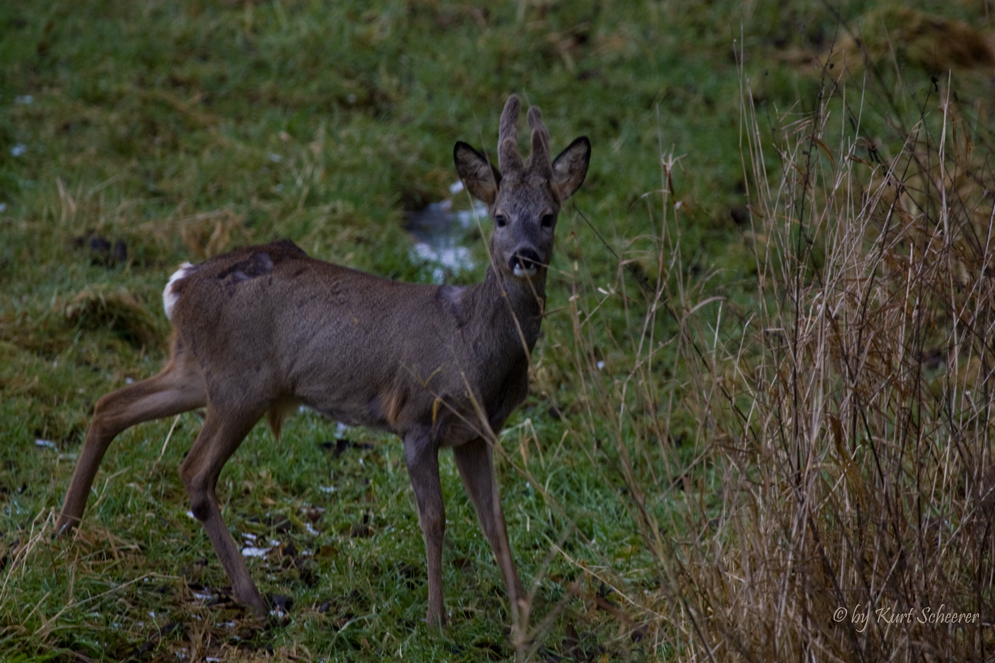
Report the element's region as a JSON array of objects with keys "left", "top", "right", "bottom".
[
  {"left": 56, "top": 350, "right": 206, "bottom": 535},
  {"left": 180, "top": 401, "right": 268, "bottom": 617},
  {"left": 453, "top": 437, "right": 526, "bottom": 621},
  {"left": 403, "top": 426, "right": 446, "bottom": 626}
]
